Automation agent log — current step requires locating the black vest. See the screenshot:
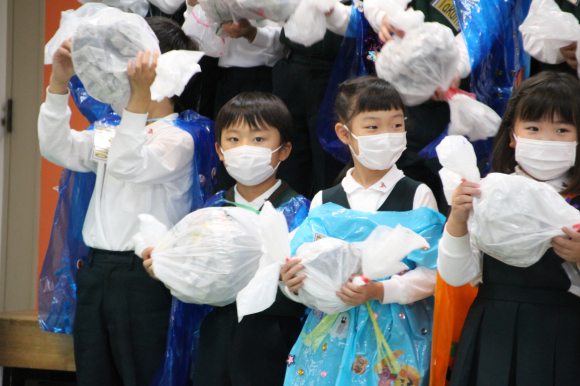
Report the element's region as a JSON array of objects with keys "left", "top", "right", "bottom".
[{"left": 322, "top": 177, "right": 421, "bottom": 212}]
